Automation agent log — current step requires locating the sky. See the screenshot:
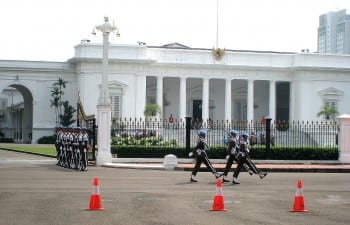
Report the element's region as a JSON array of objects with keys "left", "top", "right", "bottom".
[{"left": 1, "top": 0, "right": 349, "bottom": 62}]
